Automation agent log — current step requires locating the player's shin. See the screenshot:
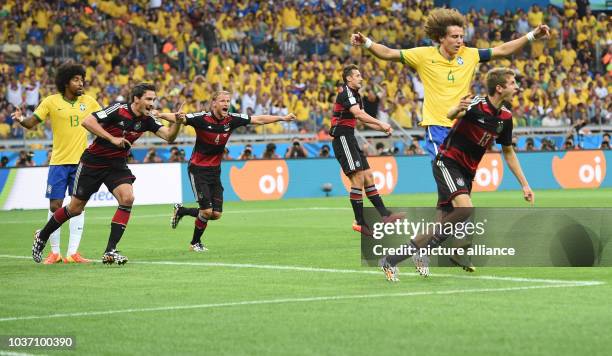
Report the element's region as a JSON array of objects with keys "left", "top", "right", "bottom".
[
  {"left": 365, "top": 185, "right": 392, "bottom": 217},
  {"left": 191, "top": 214, "right": 208, "bottom": 244},
  {"left": 67, "top": 211, "right": 85, "bottom": 255},
  {"left": 48, "top": 210, "right": 61, "bottom": 253},
  {"left": 39, "top": 206, "right": 76, "bottom": 241},
  {"left": 105, "top": 205, "right": 131, "bottom": 252},
  {"left": 350, "top": 187, "right": 365, "bottom": 225}
]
